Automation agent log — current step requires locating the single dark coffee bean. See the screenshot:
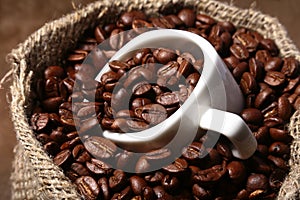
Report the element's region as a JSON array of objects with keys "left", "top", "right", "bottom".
[
  {"left": 140, "top": 103, "right": 167, "bottom": 125},
  {"left": 126, "top": 118, "right": 149, "bottom": 132},
  {"left": 232, "top": 62, "right": 248, "bottom": 81},
  {"left": 247, "top": 156, "right": 271, "bottom": 175},
  {"left": 283, "top": 76, "right": 300, "bottom": 93},
  {"left": 156, "top": 92, "right": 179, "bottom": 108},
  {"left": 262, "top": 101, "right": 278, "bottom": 118},
  {"left": 109, "top": 29, "right": 125, "bottom": 50},
  {"left": 192, "top": 184, "right": 212, "bottom": 200},
  {"left": 119, "top": 11, "right": 147, "bottom": 27},
  {"left": 264, "top": 71, "right": 285, "bottom": 86},
  {"left": 44, "top": 141, "right": 60, "bottom": 156},
  {"left": 240, "top": 72, "right": 257, "bottom": 95},
  {"left": 109, "top": 60, "right": 130, "bottom": 72},
  {"left": 153, "top": 186, "right": 172, "bottom": 200},
  {"left": 246, "top": 174, "right": 269, "bottom": 192},
  {"left": 111, "top": 186, "right": 132, "bottom": 200},
  {"left": 53, "top": 149, "right": 72, "bottom": 167},
  {"left": 151, "top": 17, "right": 175, "bottom": 29},
  {"left": 186, "top": 72, "right": 200, "bottom": 87},
  {"left": 153, "top": 48, "right": 177, "bottom": 64},
  {"left": 132, "top": 81, "right": 153, "bottom": 96},
  {"left": 177, "top": 59, "right": 193, "bottom": 78},
  {"left": 267, "top": 155, "right": 288, "bottom": 170},
  {"left": 264, "top": 57, "right": 283, "bottom": 71},
  {"left": 36, "top": 133, "right": 52, "bottom": 145},
  {"left": 75, "top": 176, "right": 100, "bottom": 200},
  {"left": 111, "top": 118, "right": 130, "bottom": 132},
  {"left": 84, "top": 136, "right": 117, "bottom": 159},
  {"left": 264, "top": 116, "right": 284, "bottom": 128},
  {"left": 223, "top": 56, "right": 240, "bottom": 71},
  {"left": 109, "top": 169, "right": 127, "bottom": 191},
  {"left": 278, "top": 96, "right": 293, "bottom": 121},
  {"left": 67, "top": 50, "right": 87, "bottom": 62},
  {"left": 50, "top": 128, "right": 68, "bottom": 144},
  {"left": 163, "top": 158, "right": 188, "bottom": 174},
  {"left": 241, "top": 108, "right": 263, "bottom": 125},
  {"left": 144, "top": 171, "right": 164, "bottom": 186},
  {"left": 132, "top": 19, "right": 153, "bottom": 33},
  {"left": 249, "top": 58, "right": 264, "bottom": 81},
  {"left": 86, "top": 158, "right": 112, "bottom": 175},
  {"left": 269, "top": 128, "right": 293, "bottom": 143},
  {"left": 253, "top": 126, "right": 270, "bottom": 144},
  {"left": 94, "top": 26, "right": 106, "bottom": 43},
  {"left": 233, "top": 33, "right": 258, "bottom": 53},
  {"left": 98, "top": 177, "right": 110, "bottom": 200},
  {"left": 135, "top": 148, "right": 171, "bottom": 173},
  {"left": 256, "top": 144, "right": 269, "bottom": 157},
  {"left": 178, "top": 8, "right": 196, "bottom": 27},
  {"left": 254, "top": 87, "right": 273, "bottom": 108},
  {"left": 165, "top": 14, "right": 184, "bottom": 26},
  {"left": 216, "top": 139, "right": 233, "bottom": 160},
  {"left": 217, "top": 21, "right": 235, "bottom": 34},
  {"left": 71, "top": 162, "right": 90, "bottom": 176},
  {"left": 227, "top": 161, "right": 246, "bottom": 183},
  {"left": 260, "top": 38, "right": 279, "bottom": 56},
  {"left": 157, "top": 61, "right": 179, "bottom": 78},
  {"left": 31, "top": 113, "right": 50, "bottom": 132},
  {"left": 182, "top": 141, "right": 206, "bottom": 161},
  {"left": 130, "top": 175, "right": 148, "bottom": 195},
  {"left": 269, "top": 142, "right": 290, "bottom": 157},
  {"left": 133, "top": 48, "right": 152, "bottom": 64},
  {"left": 230, "top": 43, "right": 249, "bottom": 60},
  {"left": 281, "top": 57, "right": 299, "bottom": 77},
  {"left": 255, "top": 50, "right": 271, "bottom": 64},
  {"left": 193, "top": 161, "right": 227, "bottom": 184}
]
